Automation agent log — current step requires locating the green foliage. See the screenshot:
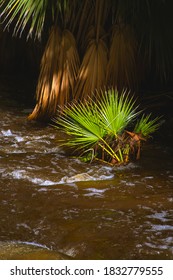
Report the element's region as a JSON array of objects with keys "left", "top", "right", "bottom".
[
  {"left": 55, "top": 100, "right": 105, "bottom": 151},
  {"left": 1, "top": 0, "right": 44, "bottom": 39},
  {"left": 53, "top": 89, "right": 162, "bottom": 165},
  {"left": 134, "top": 114, "right": 162, "bottom": 137},
  {"left": 0, "top": 0, "right": 56, "bottom": 39},
  {"left": 96, "top": 88, "right": 139, "bottom": 135}
]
